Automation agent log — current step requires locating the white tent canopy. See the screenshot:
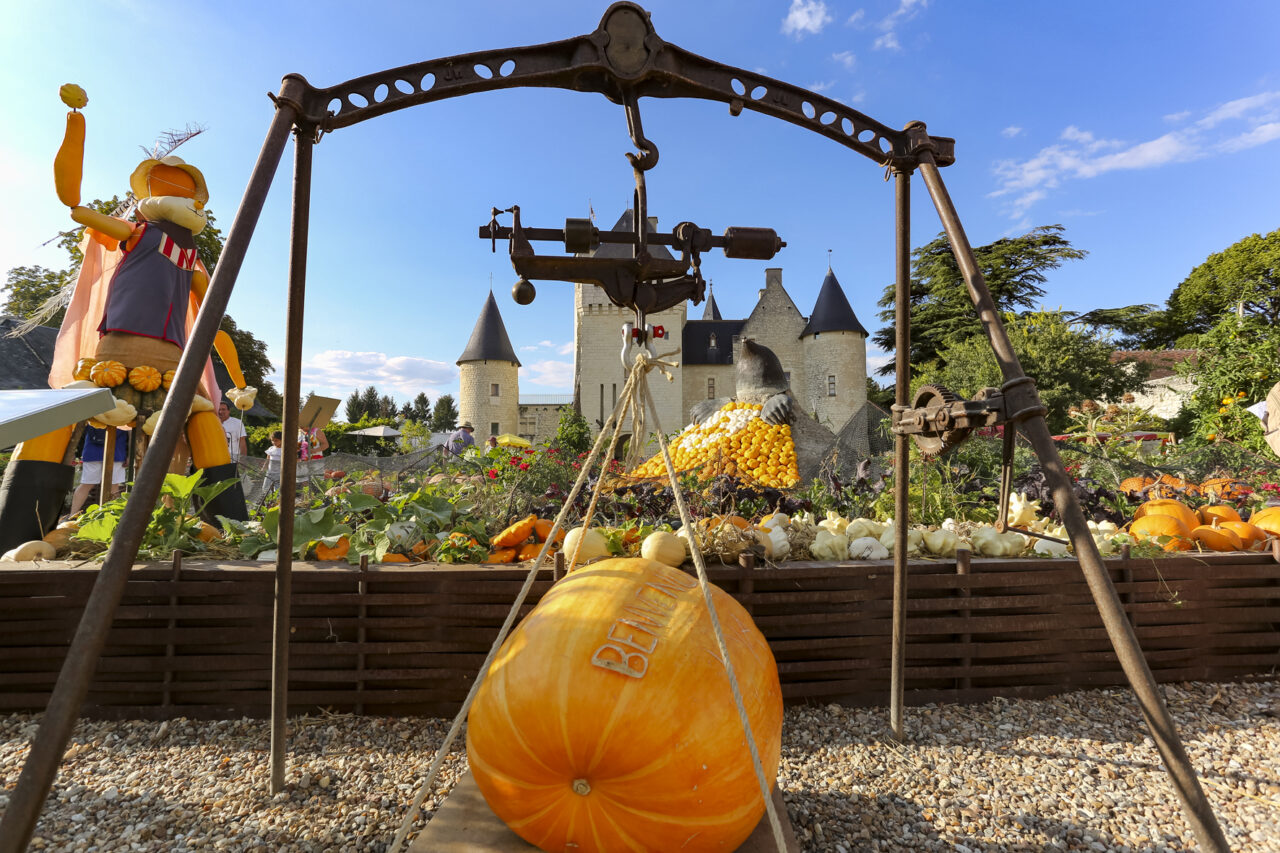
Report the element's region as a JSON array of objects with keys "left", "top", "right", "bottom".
[{"left": 347, "top": 424, "right": 402, "bottom": 438}]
